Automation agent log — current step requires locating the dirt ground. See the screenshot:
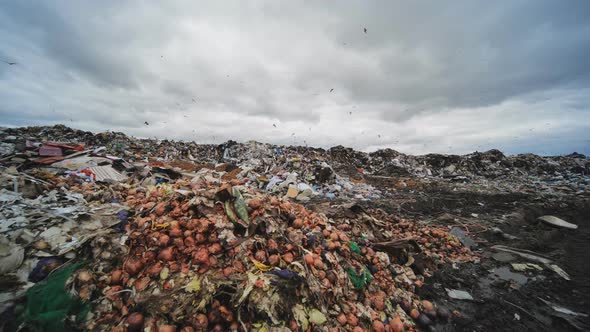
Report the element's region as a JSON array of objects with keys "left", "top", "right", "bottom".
[{"left": 363, "top": 176, "right": 590, "bottom": 331}]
